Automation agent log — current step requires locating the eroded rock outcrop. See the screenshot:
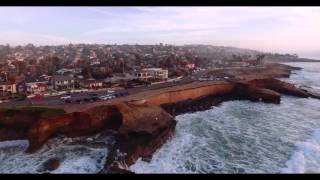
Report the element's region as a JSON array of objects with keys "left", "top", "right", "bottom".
[
  {"left": 24, "top": 102, "right": 176, "bottom": 174},
  {"left": 27, "top": 105, "right": 122, "bottom": 152},
  {"left": 233, "top": 82, "right": 281, "bottom": 104},
  {"left": 248, "top": 78, "right": 309, "bottom": 98},
  {"left": 102, "top": 103, "right": 176, "bottom": 173}
]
